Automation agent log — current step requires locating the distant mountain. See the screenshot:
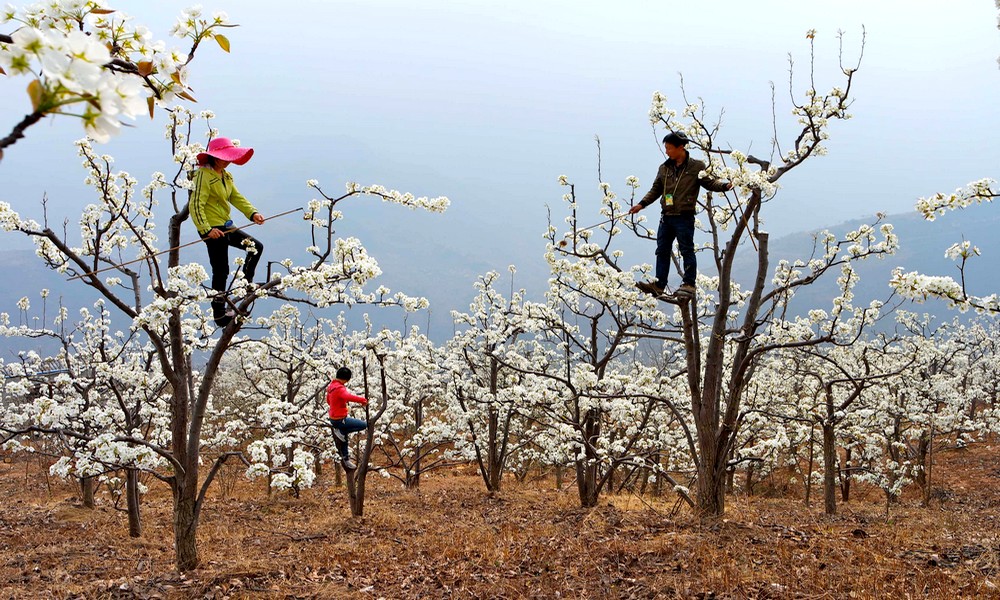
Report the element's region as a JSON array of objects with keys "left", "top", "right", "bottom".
[
  {"left": 0, "top": 207, "right": 995, "bottom": 360},
  {"left": 749, "top": 209, "right": 1000, "bottom": 321}
]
